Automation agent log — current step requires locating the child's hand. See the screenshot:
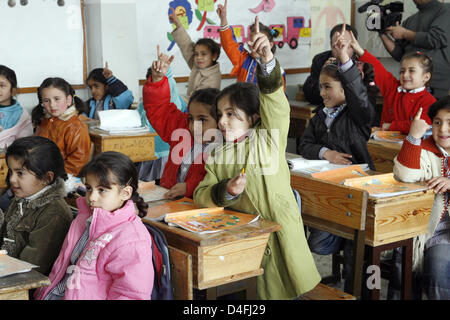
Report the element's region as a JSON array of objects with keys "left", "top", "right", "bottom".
[
  {"left": 169, "top": 7, "right": 183, "bottom": 29},
  {"left": 226, "top": 171, "right": 246, "bottom": 196},
  {"left": 103, "top": 62, "right": 113, "bottom": 79},
  {"left": 165, "top": 183, "right": 187, "bottom": 199},
  {"left": 151, "top": 45, "right": 175, "bottom": 83},
  {"left": 349, "top": 30, "right": 364, "bottom": 57},
  {"left": 409, "top": 108, "right": 430, "bottom": 139},
  {"left": 333, "top": 24, "right": 351, "bottom": 64},
  {"left": 427, "top": 177, "right": 450, "bottom": 194},
  {"left": 381, "top": 122, "right": 392, "bottom": 131},
  {"left": 247, "top": 16, "right": 274, "bottom": 64},
  {"left": 216, "top": 0, "right": 228, "bottom": 26},
  {"left": 323, "top": 150, "right": 353, "bottom": 165}
]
